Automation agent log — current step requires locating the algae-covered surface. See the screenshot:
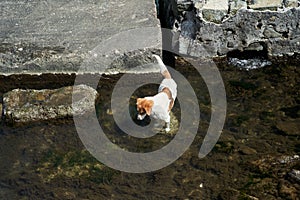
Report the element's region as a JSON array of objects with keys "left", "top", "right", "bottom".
[{"left": 0, "top": 58, "right": 299, "bottom": 199}]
